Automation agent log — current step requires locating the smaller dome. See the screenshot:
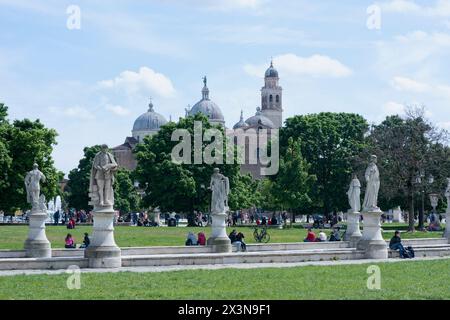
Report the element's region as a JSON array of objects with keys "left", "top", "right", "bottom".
[
  {"left": 265, "top": 61, "right": 278, "bottom": 78},
  {"left": 245, "top": 107, "right": 275, "bottom": 128},
  {"left": 132, "top": 101, "right": 167, "bottom": 132},
  {"left": 233, "top": 110, "right": 249, "bottom": 130}
]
